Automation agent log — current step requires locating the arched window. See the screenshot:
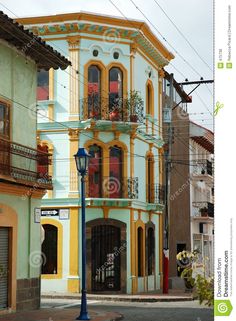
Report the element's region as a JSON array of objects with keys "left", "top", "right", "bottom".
[
  {"left": 88, "top": 65, "right": 101, "bottom": 119},
  {"left": 137, "top": 227, "right": 144, "bottom": 277},
  {"left": 147, "top": 156, "right": 154, "bottom": 203},
  {"left": 88, "top": 145, "right": 102, "bottom": 198},
  {"left": 37, "top": 144, "right": 50, "bottom": 178},
  {"left": 146, "top": 82, "right": 153, "bottom": 115},
  {"left": 109, "top": 68, "right": 123, "bottom": 119},
  {"left": 147, "top": 227, "right": 155, "bottom": 275},
  {"left": 42, "top": 224, "right": 58, "bottom": 274},
  {"left": 109, "top": 146, "right": 123, "bottom": 198},
  {"left": 37, "top": 70, "right": 49, "bottom": 100}
]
